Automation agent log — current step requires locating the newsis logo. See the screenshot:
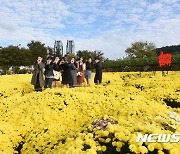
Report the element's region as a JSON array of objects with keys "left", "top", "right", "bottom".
[{"left": 136, "top": 134, "right": 180, "bottom": 143}]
